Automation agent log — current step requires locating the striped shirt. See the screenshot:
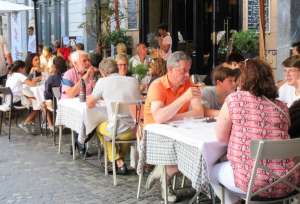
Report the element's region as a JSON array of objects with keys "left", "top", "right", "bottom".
[{"left": 61, "top": 68, "right": 93, "bottom": 99}]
